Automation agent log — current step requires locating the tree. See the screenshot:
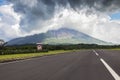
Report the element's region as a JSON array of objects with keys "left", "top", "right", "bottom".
[{"left": 0, "top": 39, "right": 6, "bottom": 50}]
